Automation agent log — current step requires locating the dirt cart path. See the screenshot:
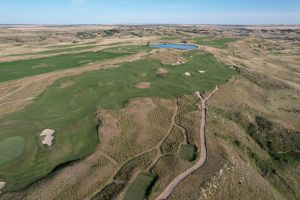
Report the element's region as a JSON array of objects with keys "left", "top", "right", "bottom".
[{"left": 156, "top": 86, "right": 219, "bottom": 200}]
